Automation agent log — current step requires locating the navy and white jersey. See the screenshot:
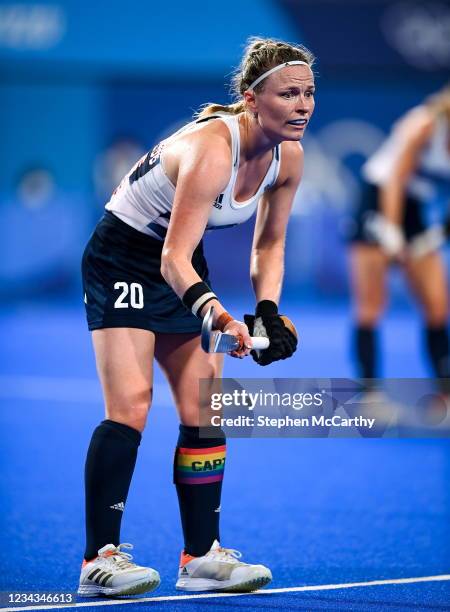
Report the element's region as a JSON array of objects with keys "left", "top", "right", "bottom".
[
  {"left": 363, "top": 110, "right": 450, "bottom": 212},
  {"left": 105, "top": 114, "right": 281, "bottom": 241}
]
